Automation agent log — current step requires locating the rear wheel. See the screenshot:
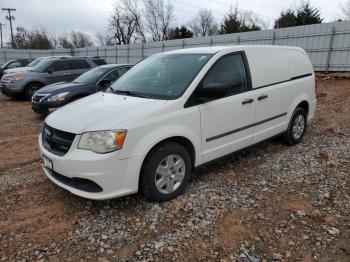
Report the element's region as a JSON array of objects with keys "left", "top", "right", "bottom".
[
  {"left": 140, "top": 142, "right": 192, "bottom": 202},
  {"left": 282, "top": 107, "right": 307, "bottom": 145},
  {"left": 25, "top": 82, "right": 43, "bottom": 101}
]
